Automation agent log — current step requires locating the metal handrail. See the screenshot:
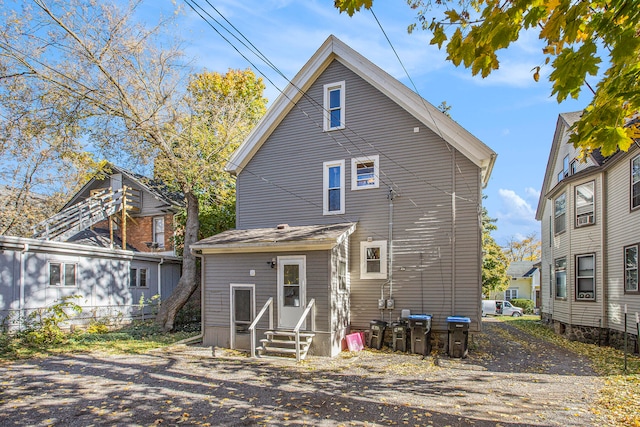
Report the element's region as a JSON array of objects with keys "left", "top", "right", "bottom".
[
  {"left": 293, "top": 298, "right": 316, "bottom": 362},
  {"left": 248, "top": 297, "right": 273, "bottom": 358}
]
